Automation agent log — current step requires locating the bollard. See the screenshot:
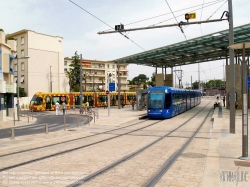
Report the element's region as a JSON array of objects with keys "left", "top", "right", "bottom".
[
  {"left": 77, "top": 115, "right": 79, "bottom": 128},
  {"left": 11, "top": 127, "right": 15, "bottom": 139},
  {"left": 13, "top": 112, "right": 15, "bottom": 126},
  {"left": 45, "top": 124, "right": 49, "bottom": 134},
  {"left": 64, "top": 114, "right": 66, "bottom": 131}
]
